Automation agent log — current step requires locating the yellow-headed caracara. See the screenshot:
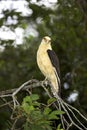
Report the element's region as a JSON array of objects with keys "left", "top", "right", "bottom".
[
  {"left": 37, "top": 37, "right": 87, "bottom": 130},
  {"left": 37, "top": 36, "right": 60, "bottom": 96}
]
